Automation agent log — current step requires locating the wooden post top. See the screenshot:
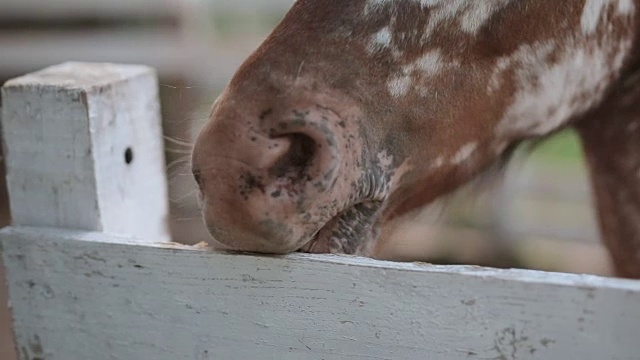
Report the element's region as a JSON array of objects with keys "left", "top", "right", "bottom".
[{"left": 1, "top": 62, "right": 170, "bottom": 242}]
